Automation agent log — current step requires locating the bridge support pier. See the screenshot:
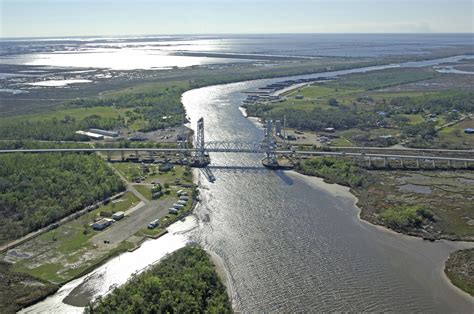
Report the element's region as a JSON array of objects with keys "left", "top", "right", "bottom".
[
  {"left": 368, "top": 156, "right": 372, "bottom": 168},
  {"left": 383, "top": 157, "right": 388, "bottom": 168},
  {"left": 465, "top": 161, "right": 469, "bottom": 168},
  {"left": 416, "top": 158, "right": 420, "bottom": 168},
  {"left": 121, "top": 150, "right": 125, "bottom": 161},
  {"left": 149, "top": 151, "right": 153, "bottom": 161},
  {"left": 135, "top": 150, "right": 139, "bottom": 159},
  {"left": 432, "top": 159, "right": 436, "bottom": 168},
  {"left": 106, "top": 151, "right": 111, "bottom": 161},
  {"left": 400, "top": 158, "right": 404, "bottom": 168}
]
